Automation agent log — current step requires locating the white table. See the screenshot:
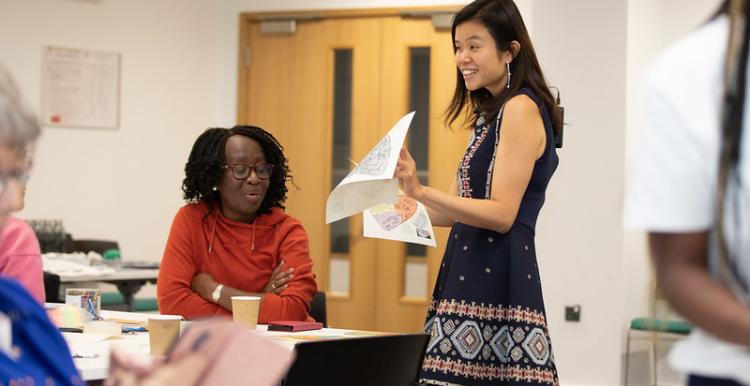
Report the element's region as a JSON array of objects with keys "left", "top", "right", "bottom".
[{"left": 62, "top": 310, "right": 387, "bottom": 381}]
